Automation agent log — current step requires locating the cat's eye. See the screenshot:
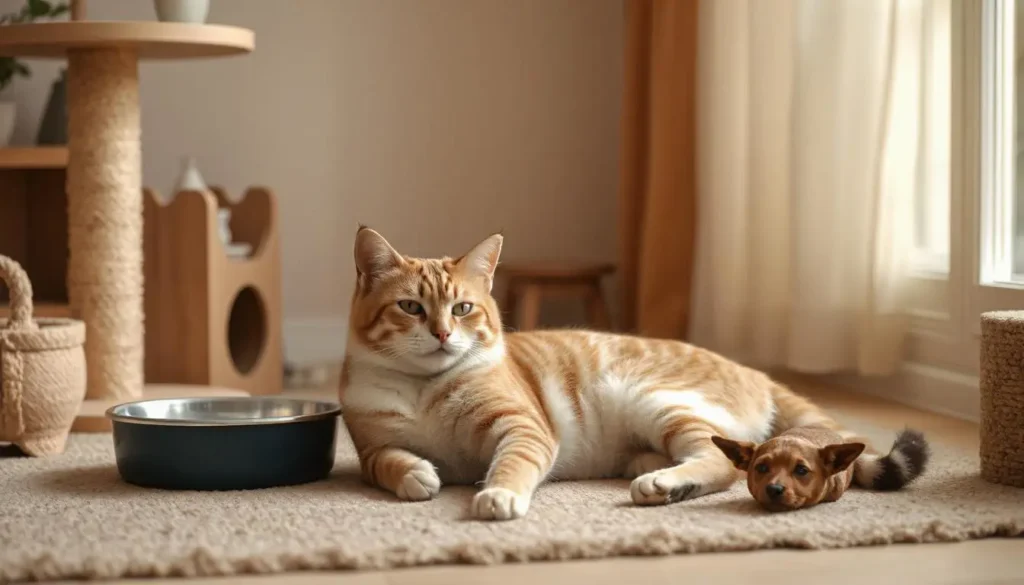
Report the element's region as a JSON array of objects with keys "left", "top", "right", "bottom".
[
  {"left": 452, "top": 302, "right": 473, "bottom": 316},
  {"left": 397, "top": 300, "right": 424, "bottom": 315},
  {"left": 755, "top": 462, "right": 769, "bottom": 474},
  {"left": 794, "top": 464, "right": 810, "bottom": 476}
]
